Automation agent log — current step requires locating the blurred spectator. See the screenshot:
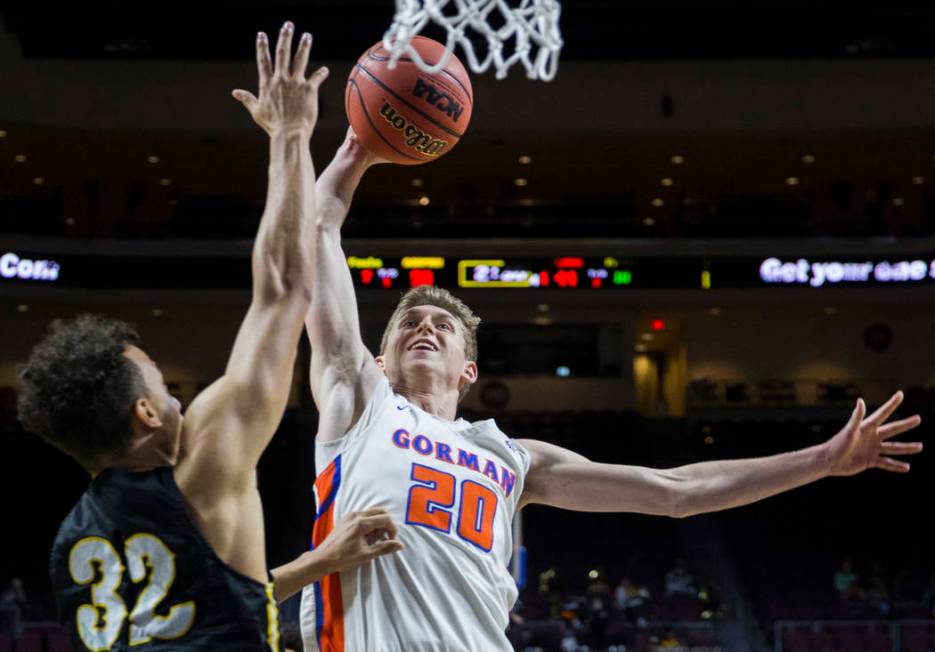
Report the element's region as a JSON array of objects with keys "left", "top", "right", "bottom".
[
  {"left": 0, "top": 578, "right": 26, "bottom": 638},
  {"left": 833, "top": 558, "right": 862, "bottom": 601},
  {"left": 615, "top": 577, "right": 652, "bottom": 625},
  {"left": 866, "top": 561, "right": 890, "bottom": 615},
  {"left": 585, "top": 577, "right": 611, "bottom": 648},
  {"left": 658, "top": 628, "right": 684, "bottom": 650},
  {"left": 665, "top": 559, "right": 697, "bottom": 598}
]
